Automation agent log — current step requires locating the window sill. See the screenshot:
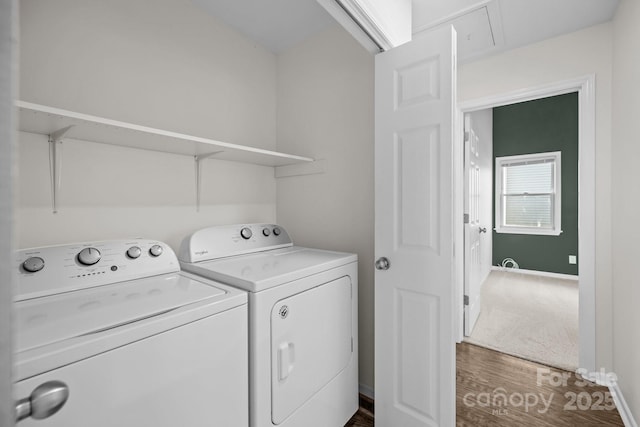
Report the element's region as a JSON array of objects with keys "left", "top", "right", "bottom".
[{"left": 494, "top": 227, "right": 563, "bottom": 236}]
